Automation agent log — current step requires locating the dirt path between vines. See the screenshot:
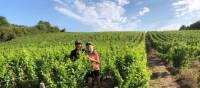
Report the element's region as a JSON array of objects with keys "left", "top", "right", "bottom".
[{"left": 146, "top": 35, "right": 180, "bottom": 88}]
